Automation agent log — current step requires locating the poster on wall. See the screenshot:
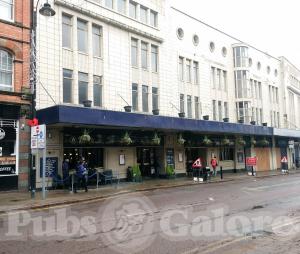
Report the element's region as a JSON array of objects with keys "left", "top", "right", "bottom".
[
  {"left": 40, "top": 157, "right": 58, "bottom": 177},
  {"left": 166, "top": 149, "right": 174, "bottom": 166}
]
